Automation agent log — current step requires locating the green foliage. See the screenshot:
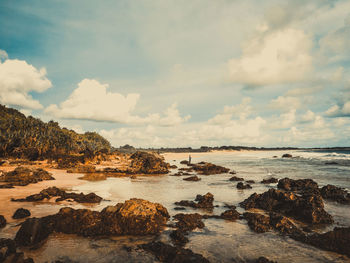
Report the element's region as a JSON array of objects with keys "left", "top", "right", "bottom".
[{"left": 0, "top": 104, "right": 111, "bottom": 159}]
